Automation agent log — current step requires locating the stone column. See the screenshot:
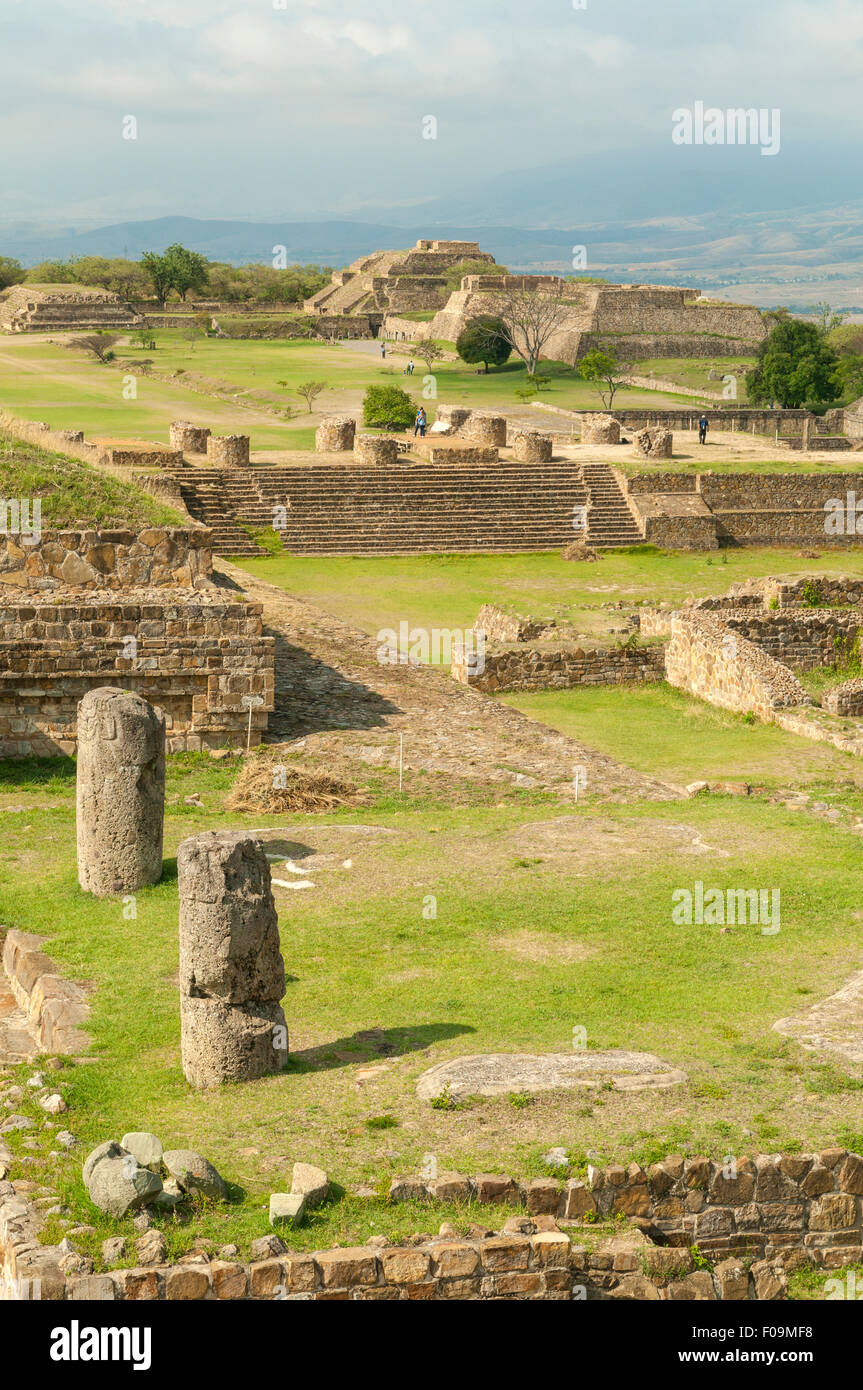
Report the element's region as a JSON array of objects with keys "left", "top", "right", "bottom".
[
  {"left": 511, "top": 429, "right": 553, "bottom": 462},
  {"left": 582, "top": 414, "right": 621, "bottom": 445},
  {"left": 170, "top": 421, "right": 211, "bottom": 454},
  {"left": 465, "top": 414, "right": 507, "bottom": 447},
  {"left": 76, "top": 687, "right": 166, "bottom": 896},
  {"left": 178, "top": 831, "right": 288, "bottom": 1089},
  {"left": 354, "top": 435, "right": 398, "bottom": 466},
  {"left": 206, "top": 435, "right": 250, "bottom": 467},
  {"left": 315, "top": 416, "right": 356, "bottom": 452}
]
